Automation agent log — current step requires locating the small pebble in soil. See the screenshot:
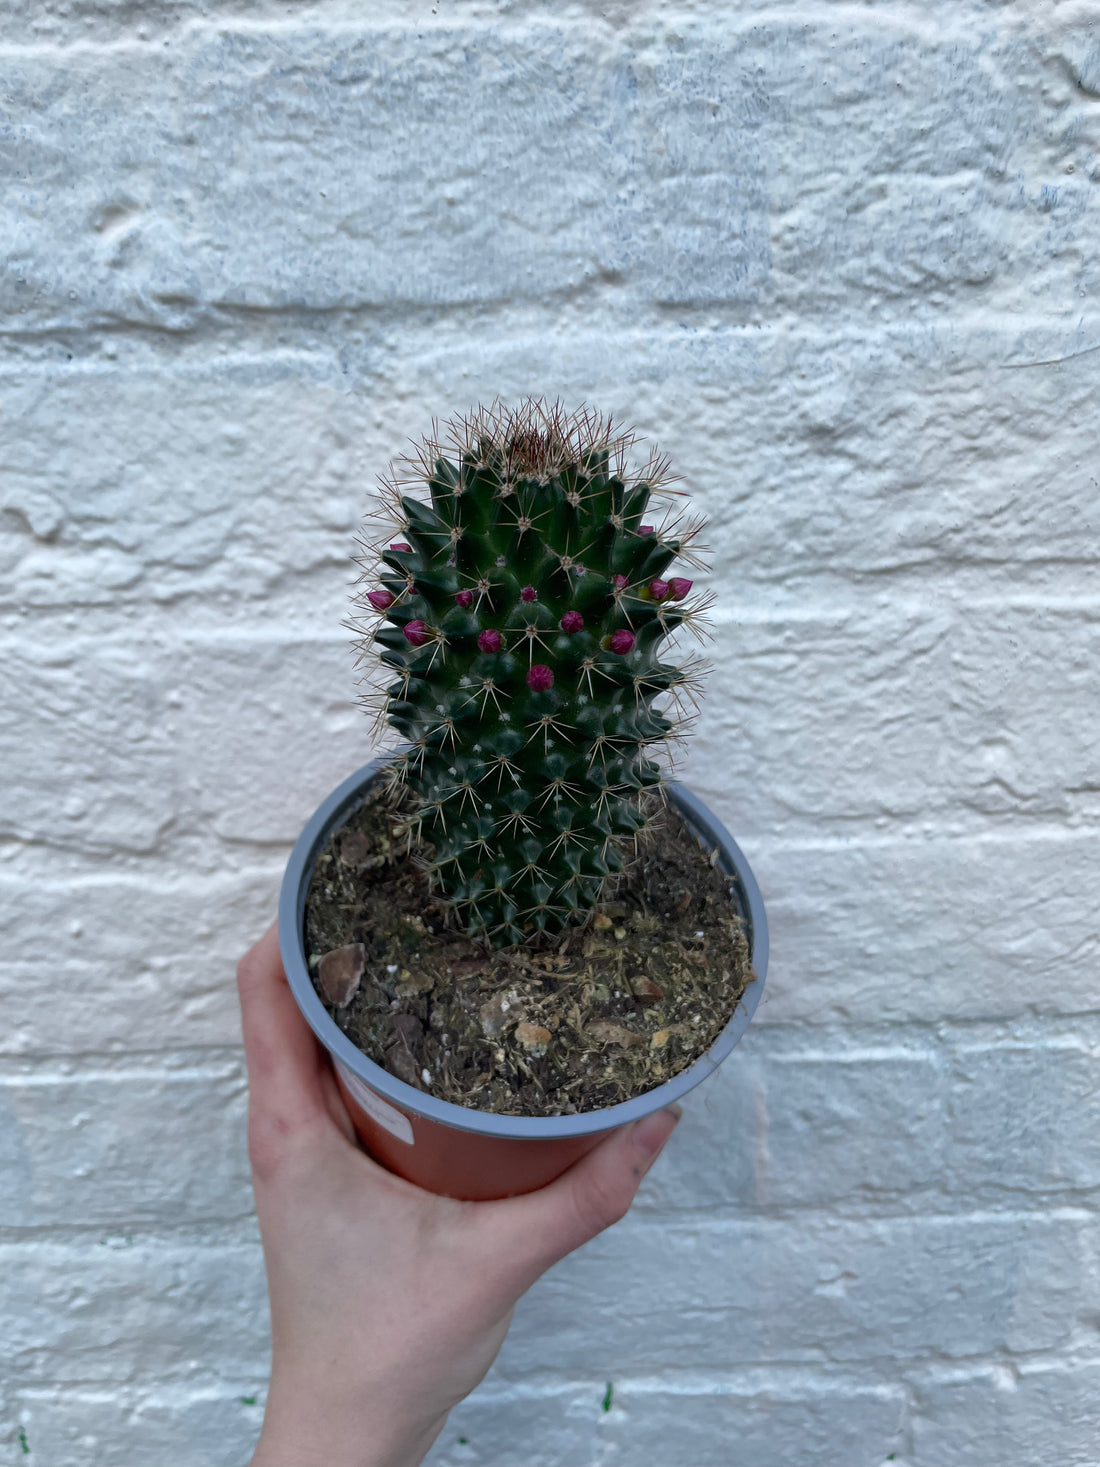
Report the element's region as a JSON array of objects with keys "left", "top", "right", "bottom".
[
  {"left": 318, "top": 944, "right": 365, "bottom": 1007},
  {"left": 480, "top": 990, "right": 526, "bottom": 1037},
  {"left": 340, "top": 833, "right": 375, "bottom": 862},
  {"left": 631, "top": 976, "right": 664, "bottom": 1005},
  {"left": 588, "top": 1020, "right": 646, "bottom": 1048},
  {"left": 516, "top": 1021, "right": 552, "bottom": 1055}
]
